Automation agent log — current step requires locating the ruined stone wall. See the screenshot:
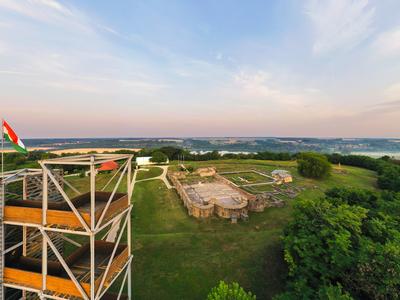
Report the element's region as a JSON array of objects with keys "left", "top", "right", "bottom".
[
  {"left": 213, "top": 203, "right": 248, "bottom": 219},
  {"left": 169, "top": 171, "right": 261, "bottom": 220},
  {"left": 214, "top": 173, "right": 263, "bottom": 212},
  {"left": 167, "top": 172, "right": 214, "bottom": 218}
]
